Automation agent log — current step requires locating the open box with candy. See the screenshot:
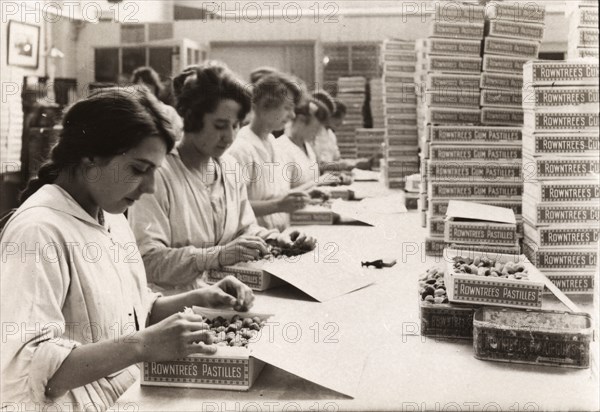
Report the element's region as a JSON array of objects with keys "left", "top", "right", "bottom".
[
  {"left": 444, "top": 248, "right": 545, "bottom": 309},
  {"left": 206, "top": 242, "right": 314, "bottom": 291},
  {"left": 141, "top": 307, "right": 272, "bottom": 390}
]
